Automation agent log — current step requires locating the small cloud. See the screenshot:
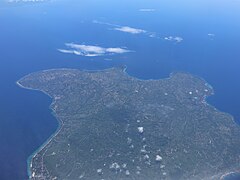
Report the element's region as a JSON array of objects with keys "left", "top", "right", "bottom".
[
  {"left": 155, "top": 155, "right": 163, "bottom": 161},
  {"left": 106, "top": 47, "right": 130, "bottom": 53},
  {"left": 139, "top": 9, "right": 156, "bottom": 12},
  {"left": 149, "top": 33, "right": 157, "bottom": 38},
  {"left": 208, "top": 33, "right": 215, "bottom": 37},
  {"left": 93, "top": 20, "right": 156, "bottom": 38},
  {"left": 58, "top": 43, "right": 132, "bottom": 57},
  {"left": 208, "top": 33, "right": 215, "bottom": 40},
  {"left": 92, "top": 20, "right": 116, "bottom": 27},
  {"left": 137, "top": 127, "right": 144, "bottom": 133},
  {"left": 114, "top": 26, "right": 146, "bottom": 34},
  {"left": 164, "top": 36, "right": 183, "bottom": 43},
  {"left": 207, "top": 33, "right": 215, "bottom": 40}
]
